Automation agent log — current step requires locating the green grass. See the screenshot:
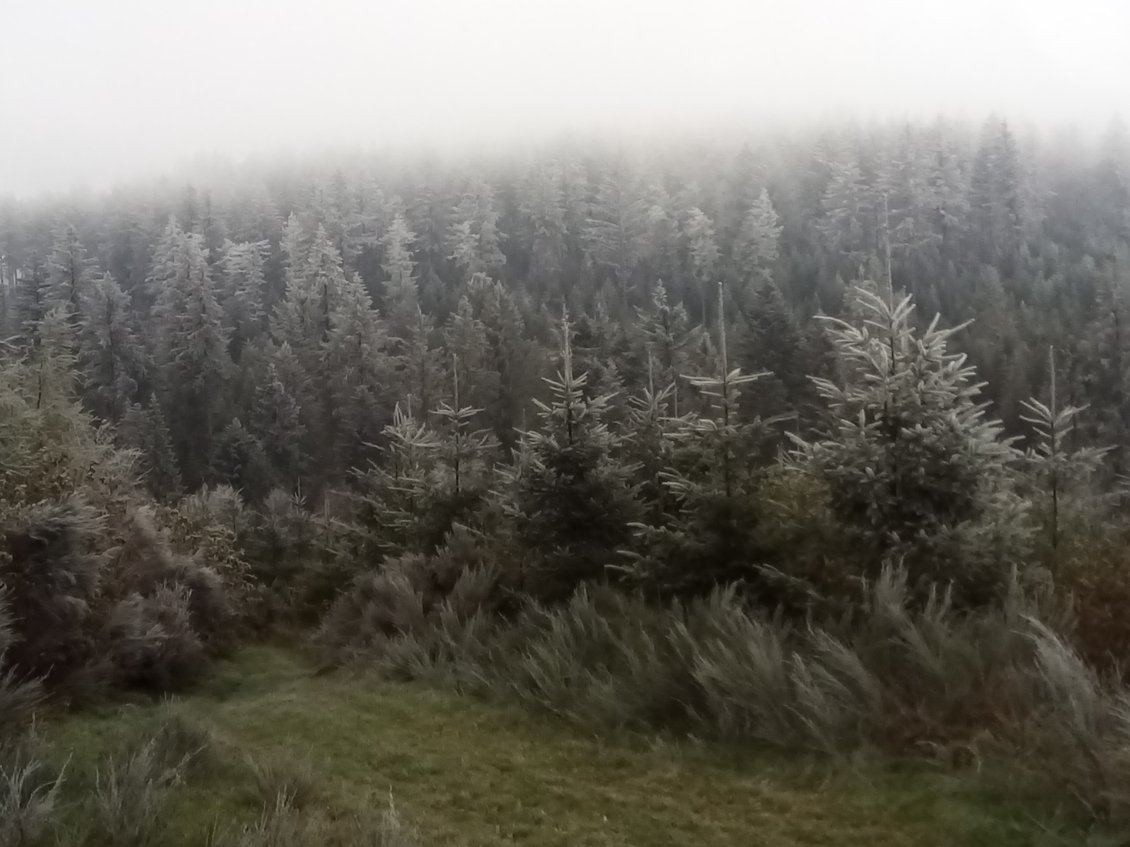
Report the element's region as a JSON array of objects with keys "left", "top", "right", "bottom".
[{"left": 42, "top": 645, "right": 1111, "bottom": 846}]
